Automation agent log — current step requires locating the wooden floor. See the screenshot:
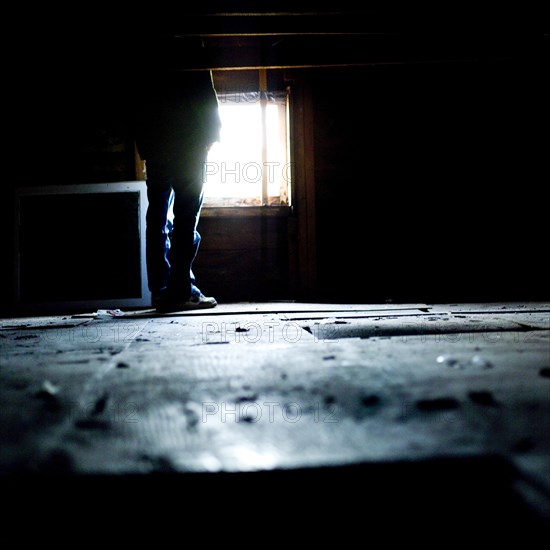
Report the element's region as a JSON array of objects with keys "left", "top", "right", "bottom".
[{"left": 1, "top": 301, "right": 549, "bottom": 538}]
